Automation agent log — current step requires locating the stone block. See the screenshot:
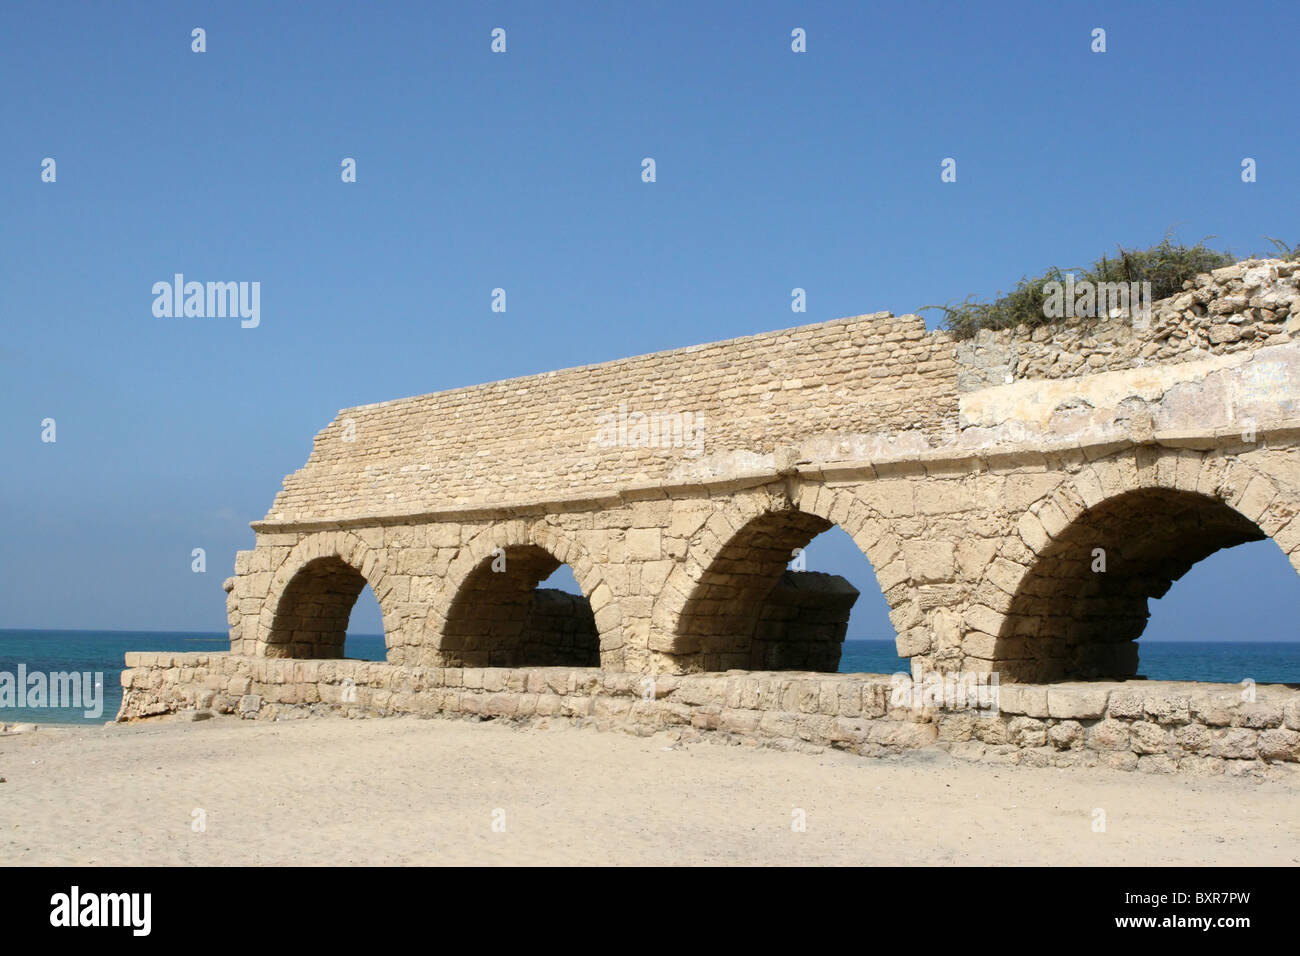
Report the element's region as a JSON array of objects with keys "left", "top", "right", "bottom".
[
  {"left": 1047, "top": 687, "right": 1110, "bottom": 720},
  {"left": 902, "top": 541, "right": 955, "bottom": 584},
  {"left": 996, "top": 684, "right": 1049, "bottom": 717}
]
